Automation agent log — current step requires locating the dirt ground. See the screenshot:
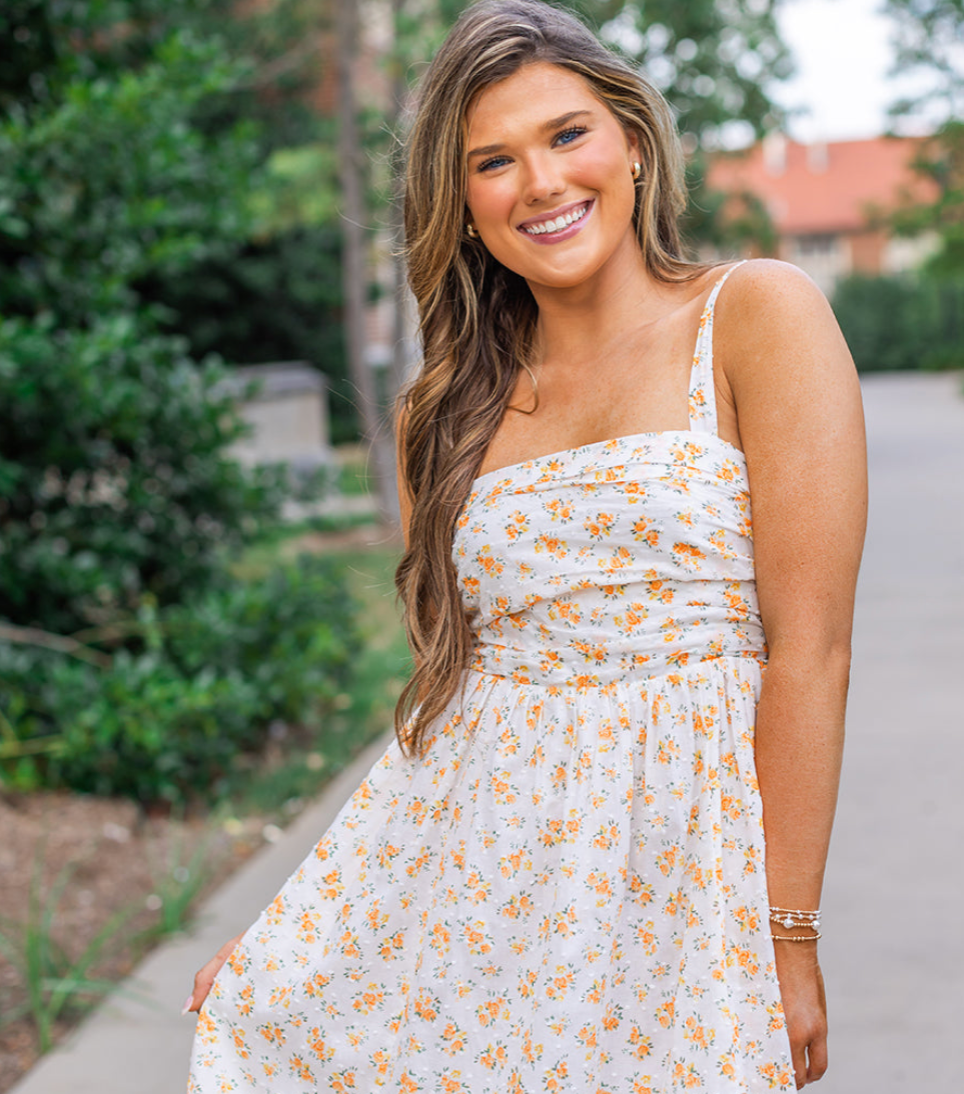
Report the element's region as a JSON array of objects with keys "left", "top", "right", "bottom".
[{"left": 0, "top": 790, "right": 268, "bottom": 1094}]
